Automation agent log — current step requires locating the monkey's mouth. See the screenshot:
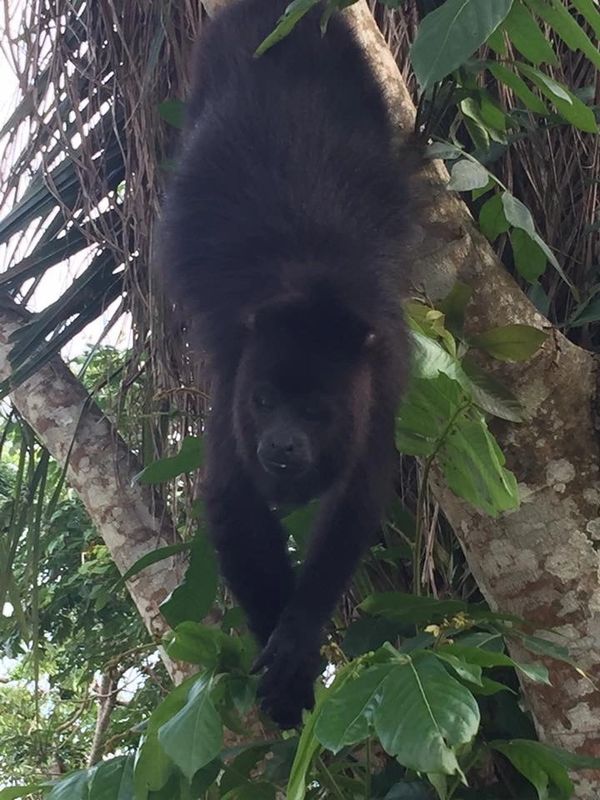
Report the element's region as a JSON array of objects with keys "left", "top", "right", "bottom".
[{"left": 259, "top": 458, "right": 307, "bottom": 478}]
